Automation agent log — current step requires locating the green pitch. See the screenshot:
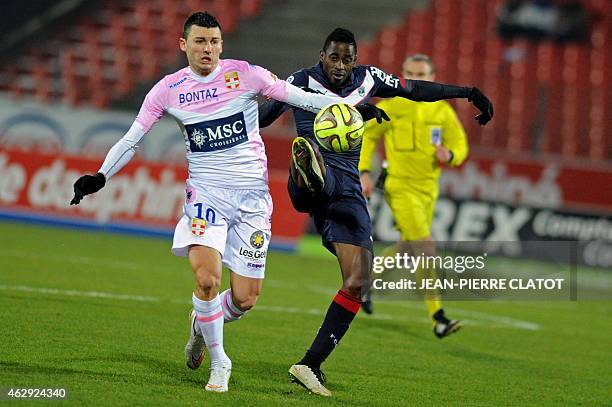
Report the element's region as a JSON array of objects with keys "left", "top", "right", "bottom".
[{"left": 0, "top": 222, "right": 610, "bottom": 406}]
